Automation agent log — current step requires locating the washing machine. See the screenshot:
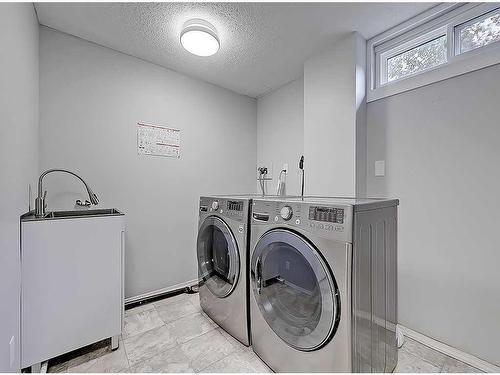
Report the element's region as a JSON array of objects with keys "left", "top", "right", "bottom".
[
  {"left": 249, "top": 196, "right": 399, "bottom": 372},
  {"left": 197, "top": 195, "right": 254, "bottom": 345}
]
